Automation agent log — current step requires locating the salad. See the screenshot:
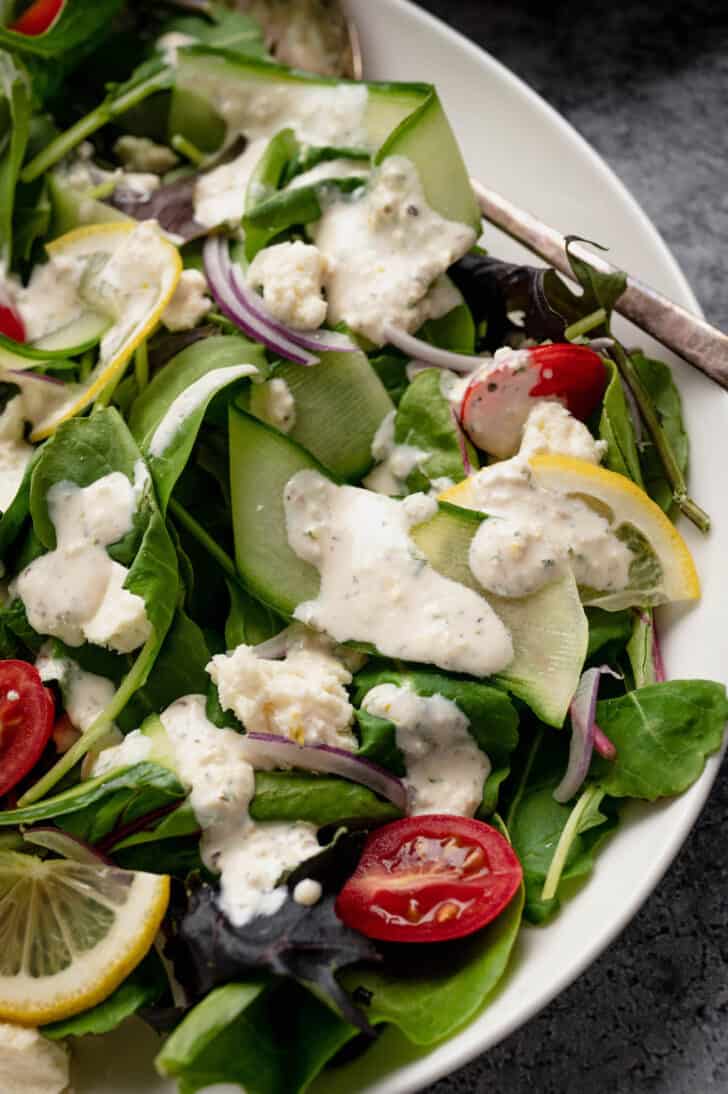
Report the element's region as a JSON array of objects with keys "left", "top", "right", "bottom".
[{"left": 0, "top": 2, "right": 726, "bottom": 1092}]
